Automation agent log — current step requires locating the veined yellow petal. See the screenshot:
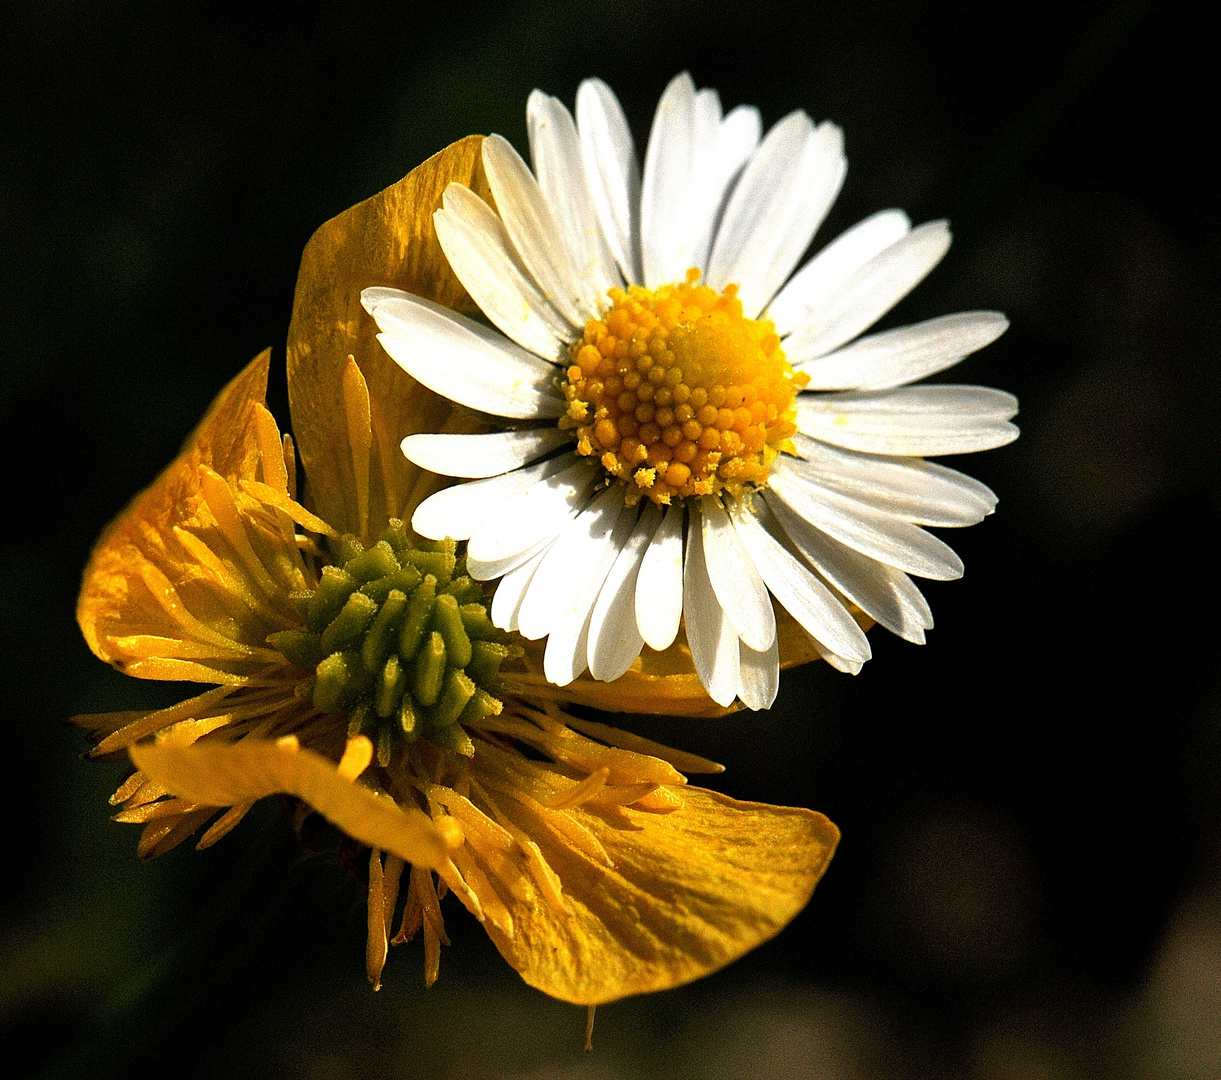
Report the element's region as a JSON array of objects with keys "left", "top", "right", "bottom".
[
  {"left": 286, "top": 136, "right": 494, "bottom": 542},
  {"left": 78, "top": 351, "right": 297, "bottom": 679},
  {"left": 130, "top": 736, "right": 463, "bottom": 872},
  {"left": 481, "top": 786, "right": 838, "bottom": 1005}
]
